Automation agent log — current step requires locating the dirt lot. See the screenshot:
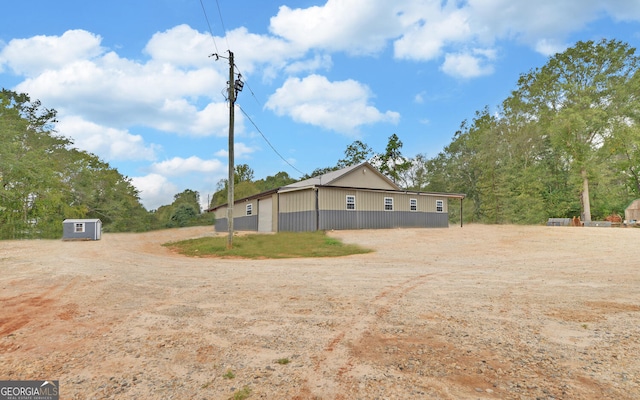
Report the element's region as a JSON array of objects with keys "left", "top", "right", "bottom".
[{"left": 1, "top": 224, "right": 640, "bottom": 399}]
